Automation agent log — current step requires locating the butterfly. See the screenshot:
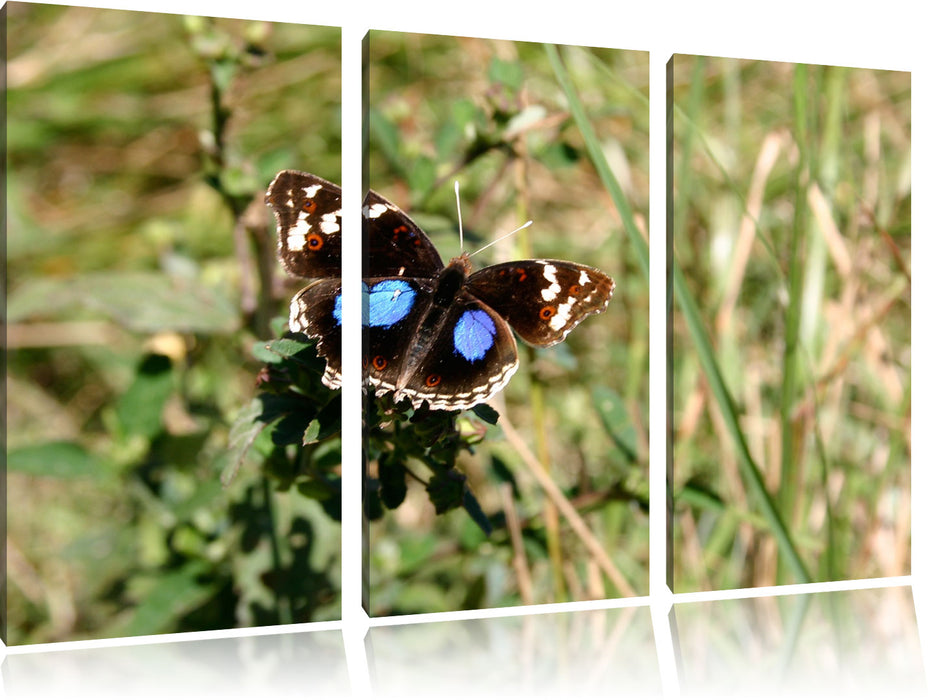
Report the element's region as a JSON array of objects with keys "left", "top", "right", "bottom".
[{"left": 265, "top": 169, "right": 615, "bottom": 411}]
